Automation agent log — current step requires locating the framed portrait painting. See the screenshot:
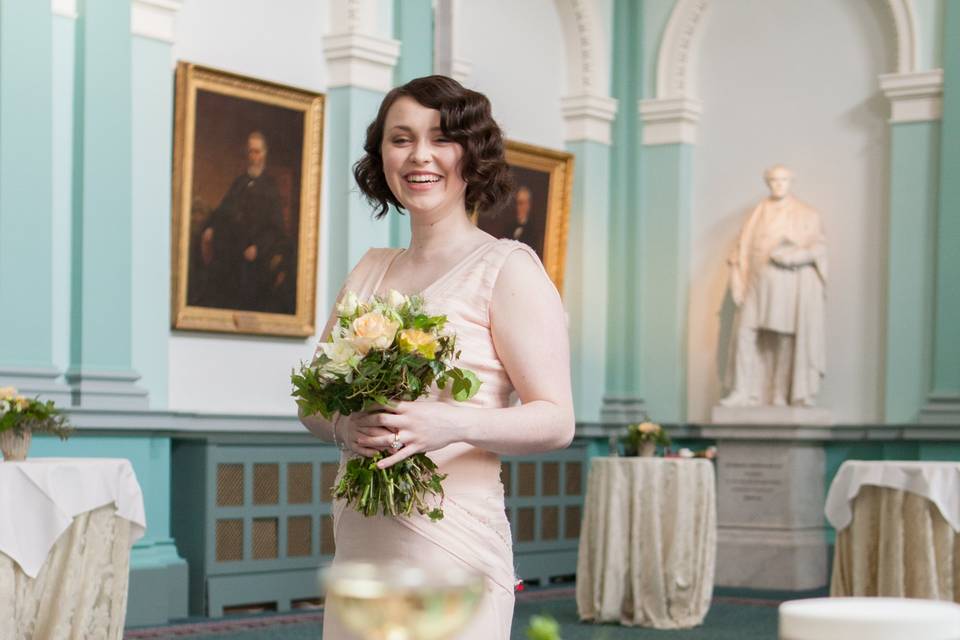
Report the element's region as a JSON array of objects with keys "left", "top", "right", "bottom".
[
  {"left": 474, "top": 140, "right": 574, "bottom": 294},
  {"left": 171, "top": 62, "right": 324, "bottom": 337}
]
